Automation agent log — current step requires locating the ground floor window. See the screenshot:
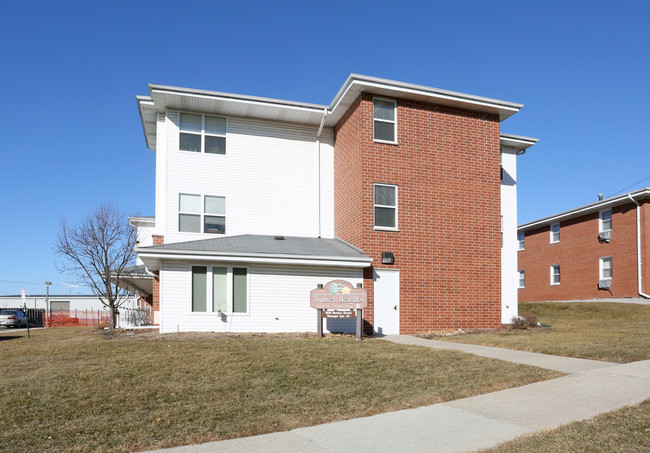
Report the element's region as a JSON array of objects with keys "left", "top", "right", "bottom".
[
  {"left": 550, "top": 264, "right": 560, "bottom": 285},
  {"left": 192, "top": 266, "right": 248, "bottom": 313},
  {"left": 518, "top": 270, "right": 525, "bottom": 288}
]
